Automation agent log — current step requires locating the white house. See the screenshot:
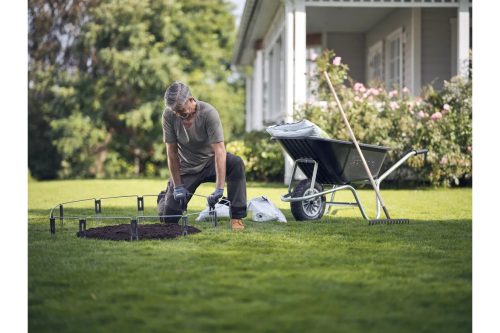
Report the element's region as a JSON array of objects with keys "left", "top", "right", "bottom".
[{"left": 232, "top": 0, "right": 472, "bottom": 182}]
